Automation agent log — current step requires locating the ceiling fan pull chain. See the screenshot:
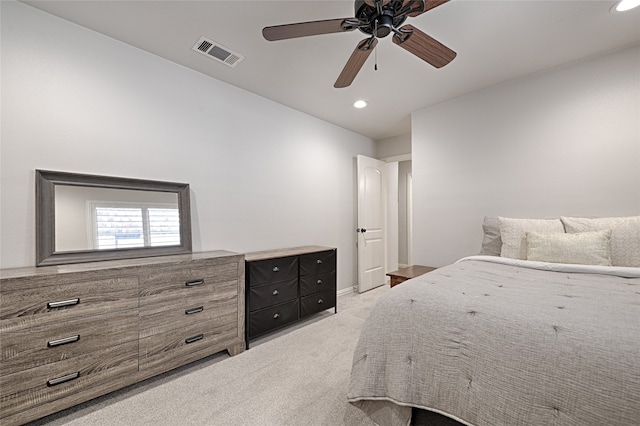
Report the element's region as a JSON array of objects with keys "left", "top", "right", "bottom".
[
  {"left": 374, "top": 19, "right": 378, "bottom": 71},
  {"left": 375, "top": 44, "right": 378, "bottom": 71}
]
